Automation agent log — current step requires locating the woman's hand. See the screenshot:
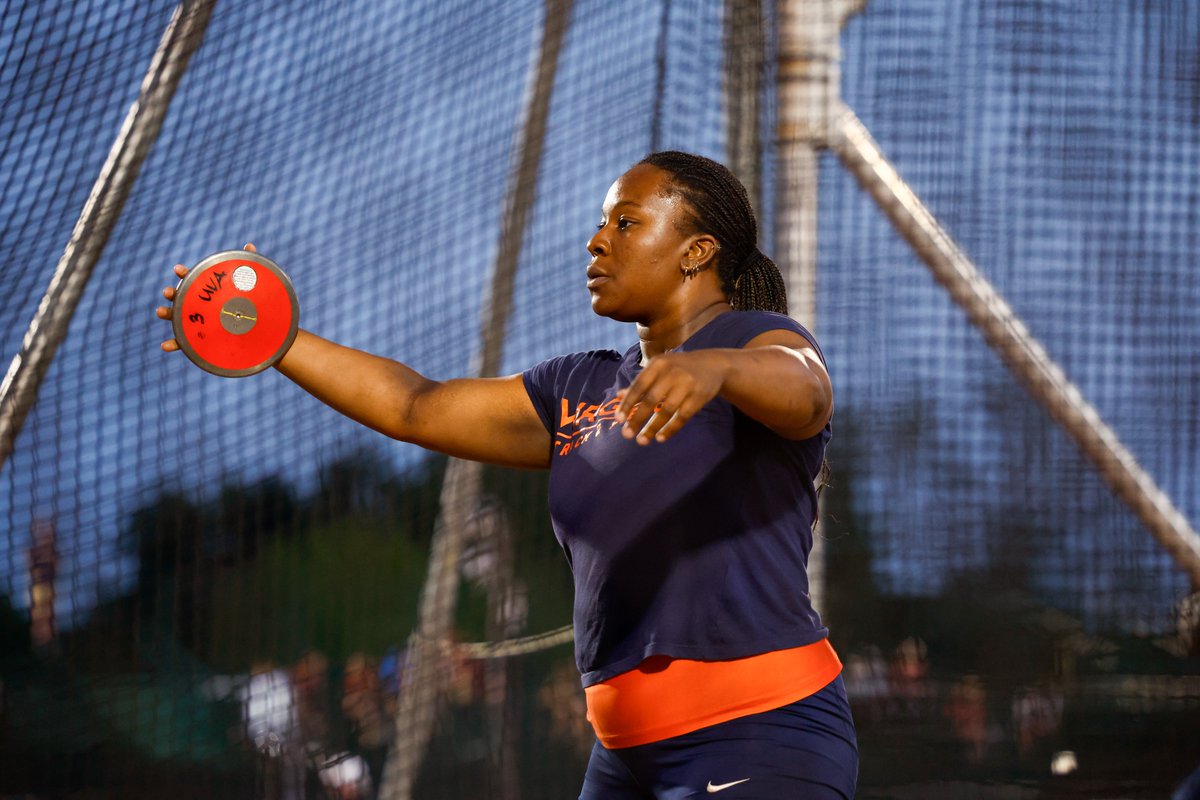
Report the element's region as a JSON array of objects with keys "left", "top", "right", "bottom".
[
  {"left": 616, "top": 350, "right": 729, "bottom": 445},
  {"left": 155, "top": 242, "right": 256, "bottom": 352},
  {"left": 617, "top": 332, "right": 834, "bottom": 444}
]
